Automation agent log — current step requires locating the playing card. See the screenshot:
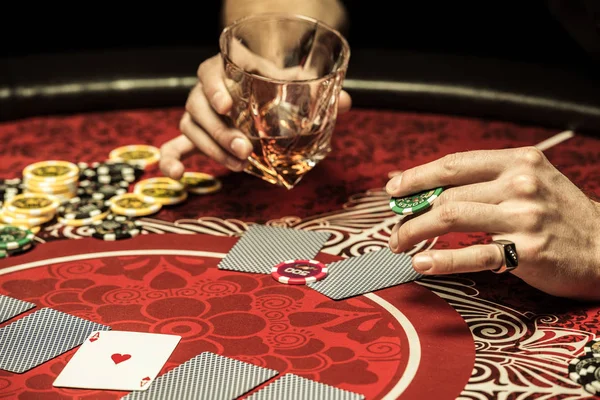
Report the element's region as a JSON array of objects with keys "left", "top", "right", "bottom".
[
  {"left": 53, "top": 330, "right": 181, "bottom": 391},
  {"left": 218, "top": 224, "right": 331, "bottom": 274},
  {"left": 121, "top": 351, "right": 279, "bottom": 400},
  {"left": 0, "top": 307, "right": 110, "bottom": 373},
  {"left": 308, "top": 248, "right": 422, "bottom": 300},
  {"left": 246, "top": 373, "right": 365, "bottom": 400},
  {"left": 0, "top": 293, "right": 35, "bottom": 324}
]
